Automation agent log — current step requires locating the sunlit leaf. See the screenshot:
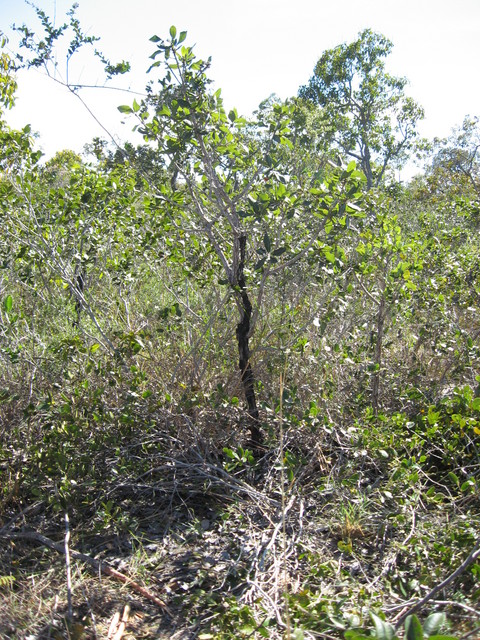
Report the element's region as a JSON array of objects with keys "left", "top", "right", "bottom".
[
  {"left": 370, "top": 613, "right": 395, "bottom": 640},
  {"left": 405, "top": 615, "right": 423, "bottom": 640},
  {"left": 3, "top": 295, "right": 12, "bottom": 313},
  {"left": 423, "top": 613, "right": 445, "bottom": 637}
]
